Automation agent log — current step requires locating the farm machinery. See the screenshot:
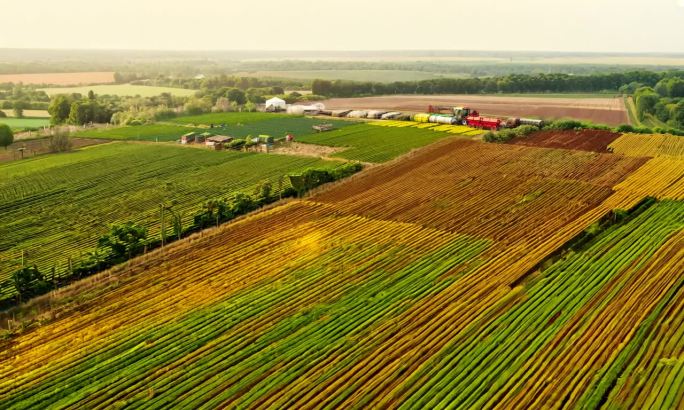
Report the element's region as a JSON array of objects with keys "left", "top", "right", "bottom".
[{"left": 424, "top": 105, "right": 544, "bottom": 130}]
